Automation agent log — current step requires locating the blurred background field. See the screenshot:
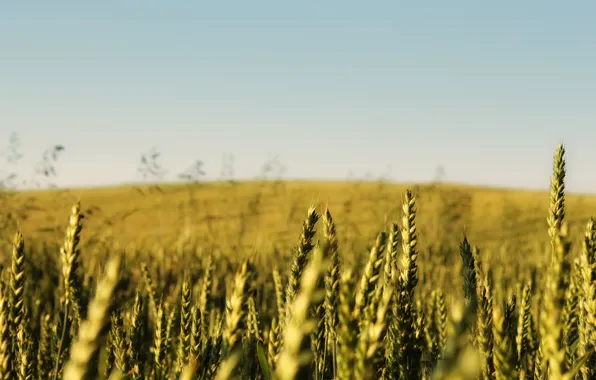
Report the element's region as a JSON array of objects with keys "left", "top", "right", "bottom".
[
  {"left": 0, "top": 181, "right": 584, "bottom": 241},
  {"left": 3, "top": 178, "right": 596, "bottom": 269}
]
